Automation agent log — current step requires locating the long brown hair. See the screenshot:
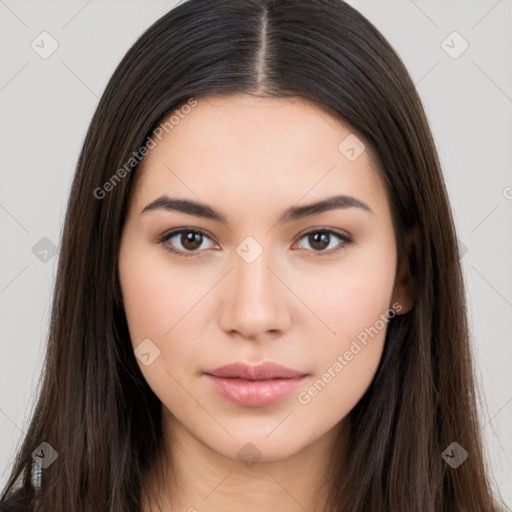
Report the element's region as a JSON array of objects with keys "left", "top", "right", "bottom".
[{"left": 0, "top": 0, "right": 503, "bottom": 510}]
